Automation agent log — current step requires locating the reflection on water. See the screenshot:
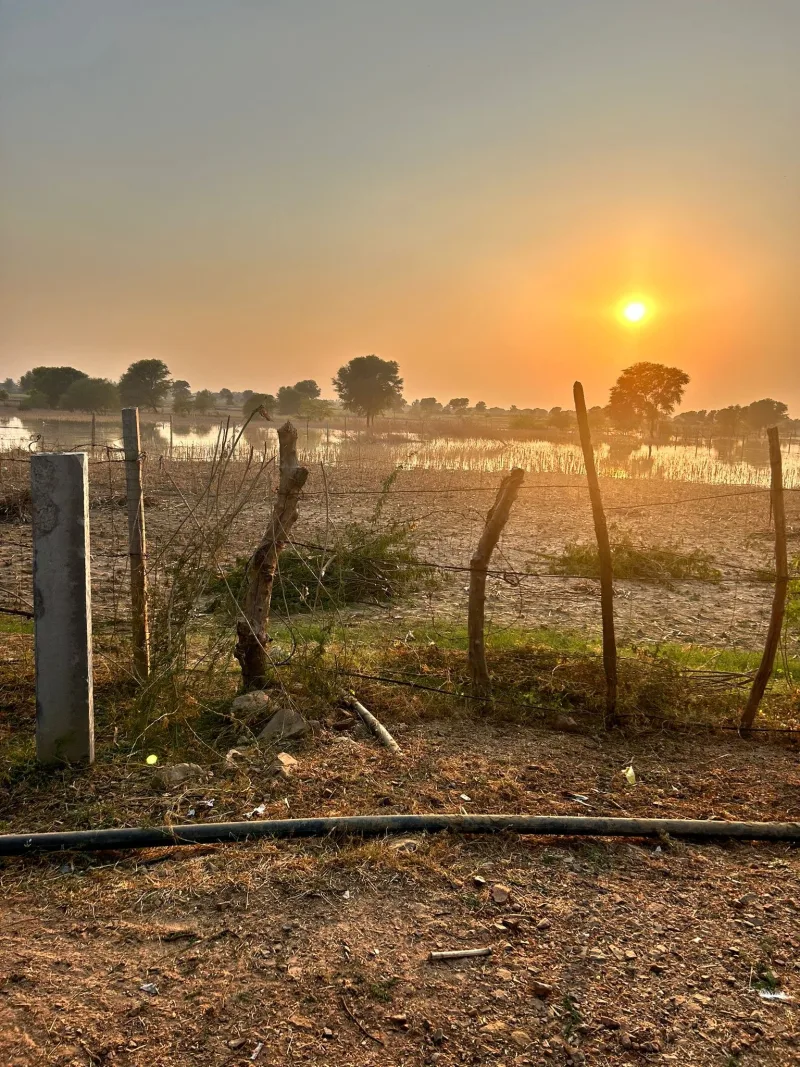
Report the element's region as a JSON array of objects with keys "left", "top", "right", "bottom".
[{"left": 1, "top": 414, "right": 798, "bottom": 487}]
